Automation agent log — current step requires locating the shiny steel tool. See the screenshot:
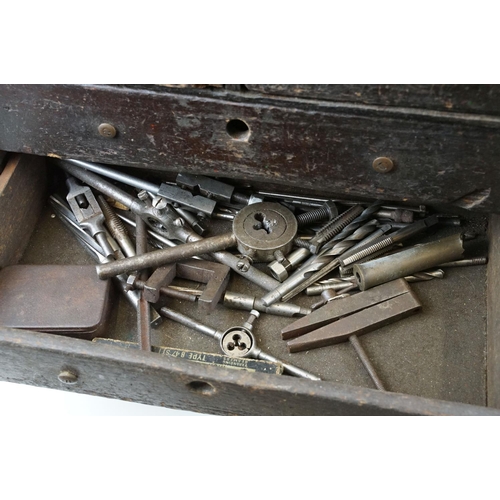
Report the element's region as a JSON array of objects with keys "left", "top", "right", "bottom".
[
  {"left": 64, "top": 158, "right": 217, "bottom": 216},
  {"left": 260, "top": 205, "right": 371, "bottom": 306},
  {"left": 159, "top": 307, "right": 320, "bottom": 380},
  {"left": 65, "top": 175, "right": 115, "bottom": 258},
  {"left": 97, "top": 195, "right": 136, "bottom": 257},
  {"left": 55, "top": 160, "right": 279, "bottom": 291},
  {"left": 223, "top": 291, "right": 311, "bottom": 317}
]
